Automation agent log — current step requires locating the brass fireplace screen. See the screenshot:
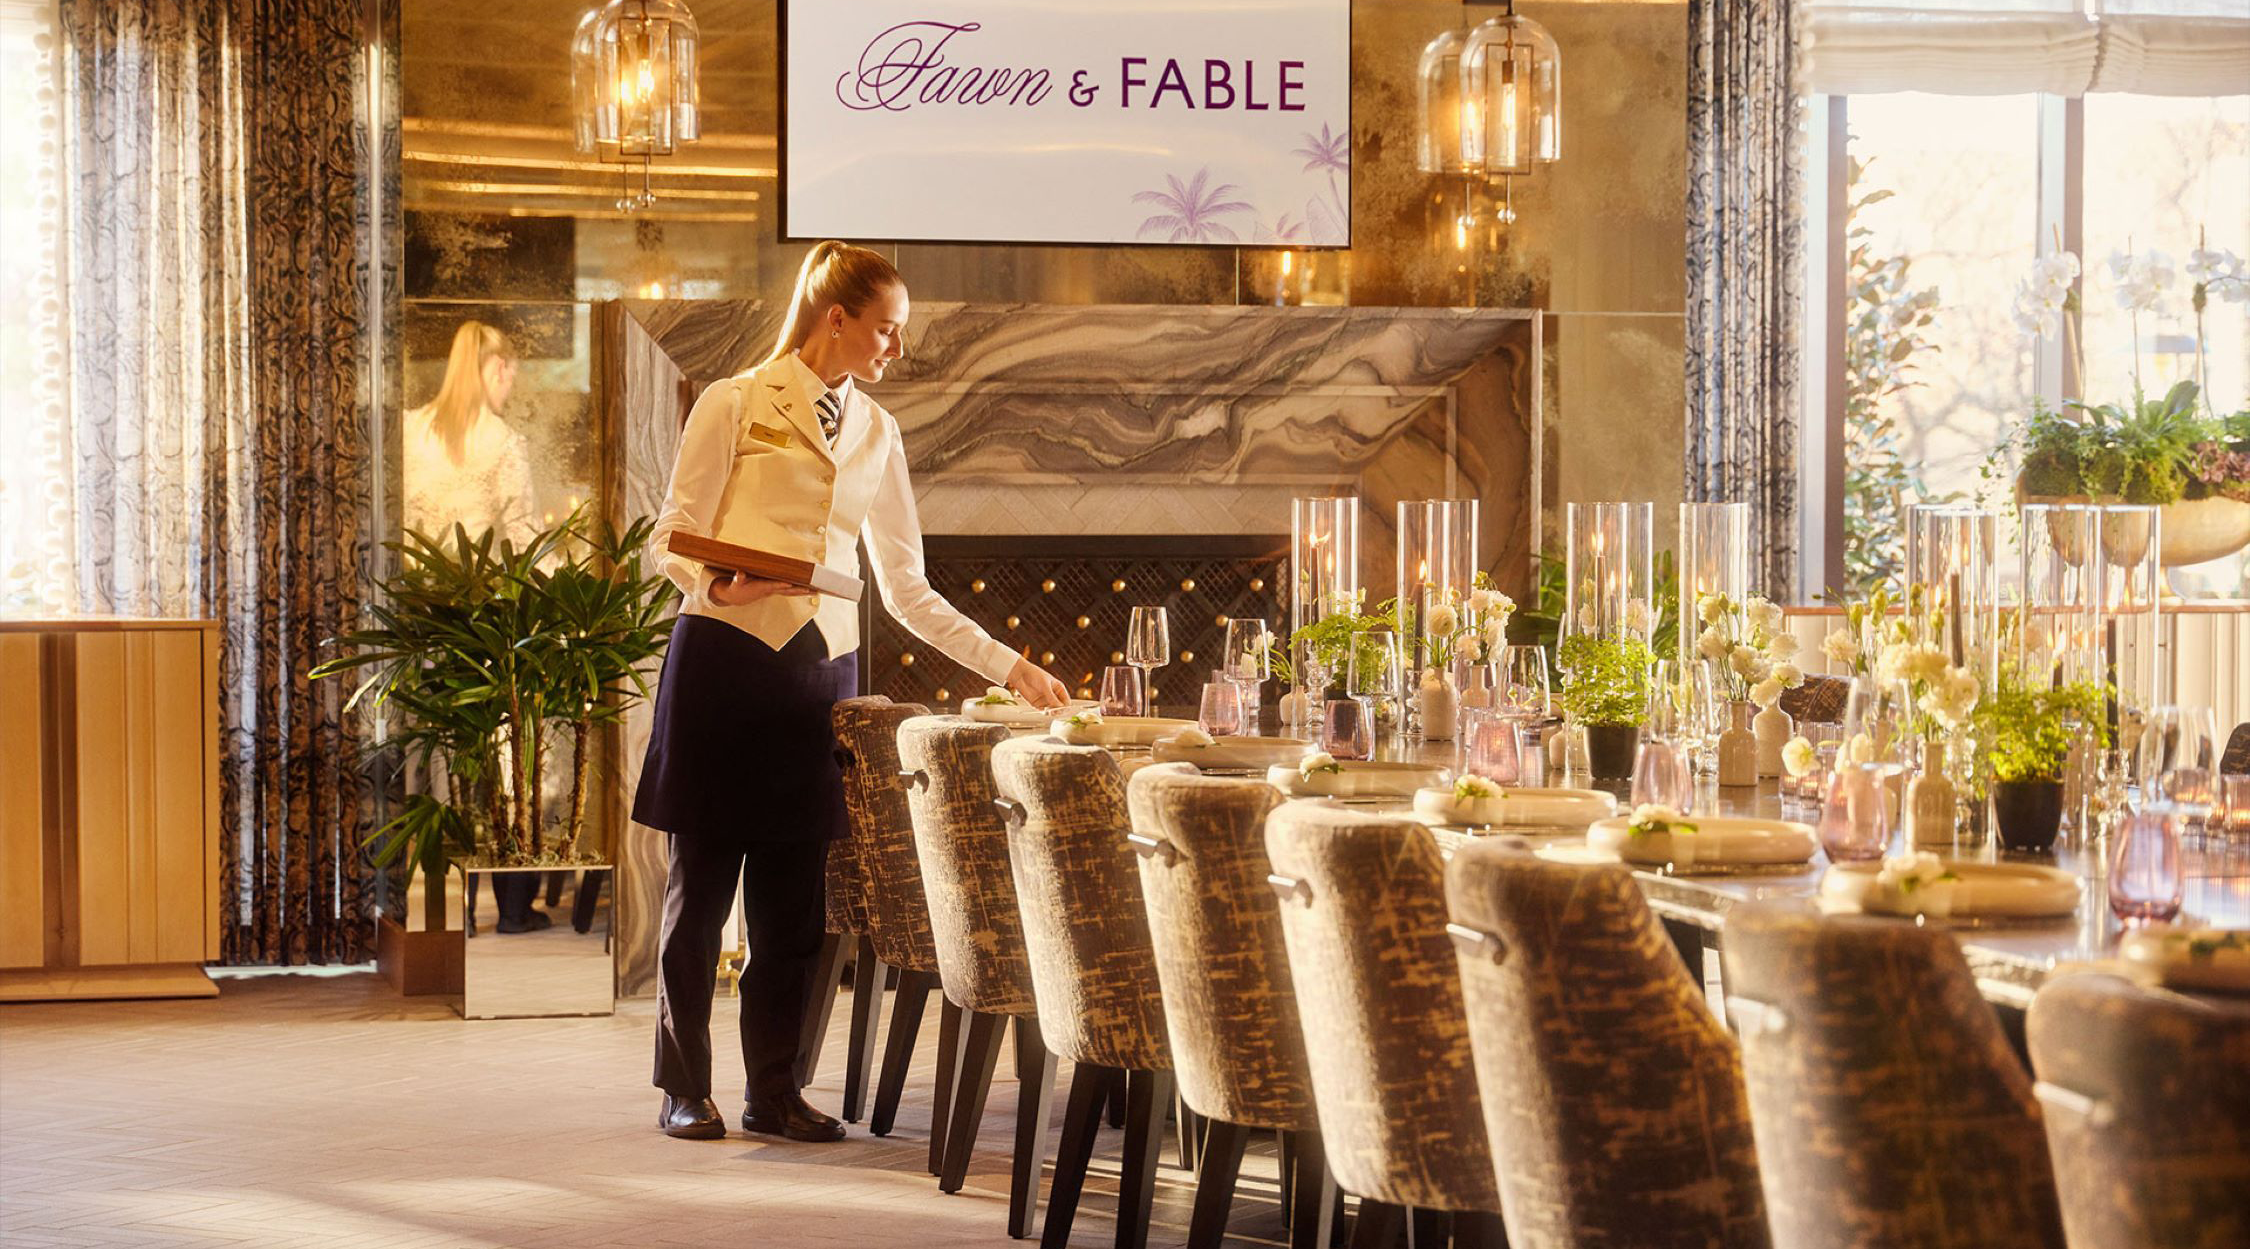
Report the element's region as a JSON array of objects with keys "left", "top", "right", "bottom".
[{"left": 858, "top": 535, "right": 1289, "bottom": 715}]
